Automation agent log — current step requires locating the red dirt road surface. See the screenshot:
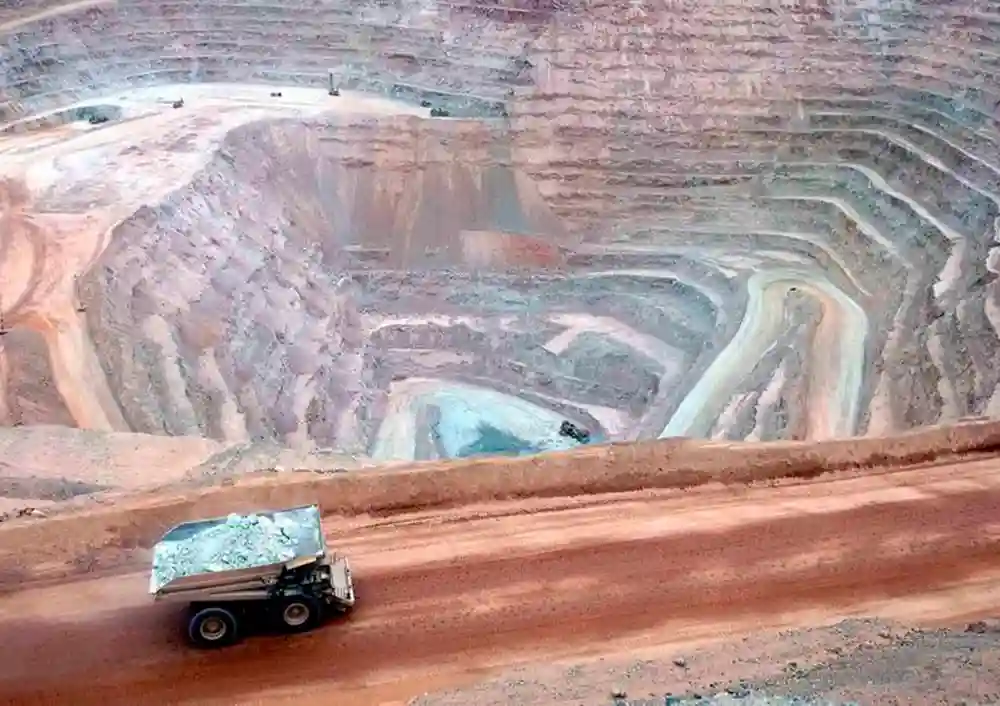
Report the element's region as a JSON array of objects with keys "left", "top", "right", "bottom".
[{"left": 2, "top": 447, "right": 1000, "bottom": 705}]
